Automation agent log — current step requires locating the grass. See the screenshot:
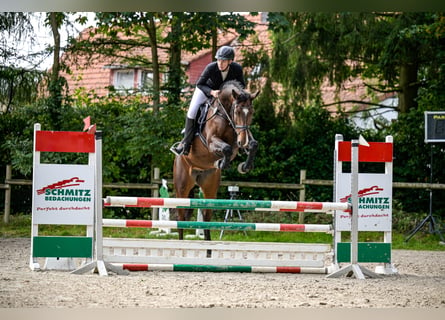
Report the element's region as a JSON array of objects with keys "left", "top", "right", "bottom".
[{"left": 2, "top": 213, "right": 445, "bottom": 250}]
